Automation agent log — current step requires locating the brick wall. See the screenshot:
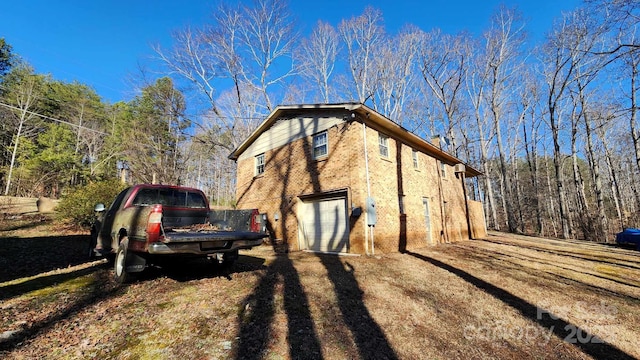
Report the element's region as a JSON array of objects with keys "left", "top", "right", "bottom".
[
  {"left": 236, "top": 120, "right": 368, "bottom": 252},
  {"left": 235, "top": 115, "right": 477, "bottom": 254}
]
